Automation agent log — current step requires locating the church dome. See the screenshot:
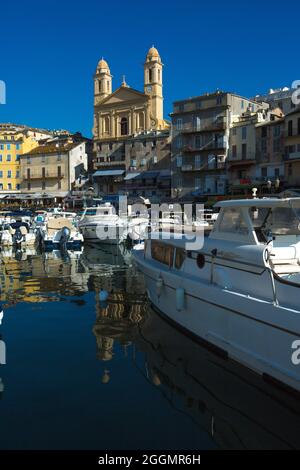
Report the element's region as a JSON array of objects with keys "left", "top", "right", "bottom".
[
  {"left": 97, "top": 58, "right": 110, "bottom": 71},
  {"left": 146, "top": 46, "right": 160, "bottom": 61}
]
